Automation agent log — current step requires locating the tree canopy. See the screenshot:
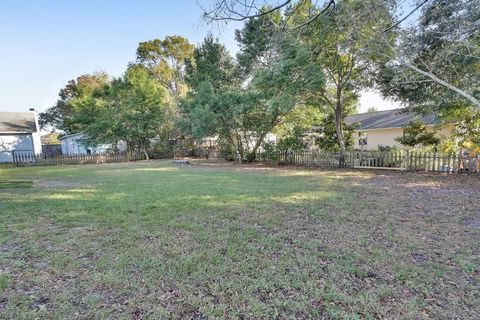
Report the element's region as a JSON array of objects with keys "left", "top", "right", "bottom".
[
  {"left": 39, "top": 0, "right": 480, "bottom": 157},
  {"left": 39, "top": 73, "right": 109, "bottom": 134},
  {"left": 136, "top": 36, "right": 194, "bottom": 104}
]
